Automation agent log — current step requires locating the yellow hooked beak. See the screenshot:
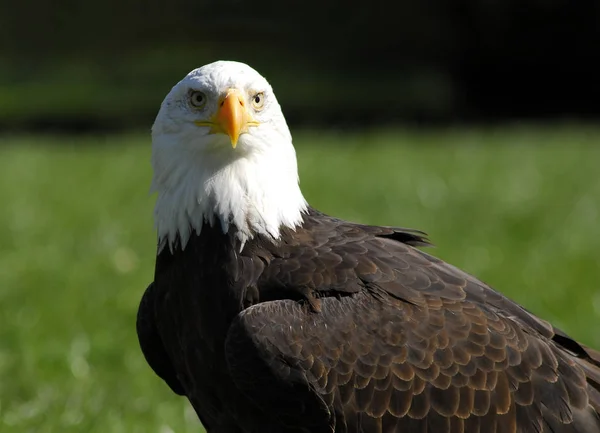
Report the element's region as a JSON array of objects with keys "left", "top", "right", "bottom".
[{"left": 195, "top": 89, "right": 259, "bottom": 148}]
